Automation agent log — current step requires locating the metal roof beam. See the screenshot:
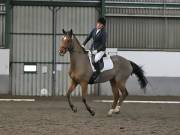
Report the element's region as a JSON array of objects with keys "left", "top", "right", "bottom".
[
  {"left": 11, "top": 0, "right": 101, "bottom": 7},
  {"left": 105, "top": 13, "right": 180, "bottom": 18},
  {"left": 0, "top": 0, "right": 6, "bottom": 4},
  {"left": 105, "top": 1, "right": 180, "bottom": 9}
]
